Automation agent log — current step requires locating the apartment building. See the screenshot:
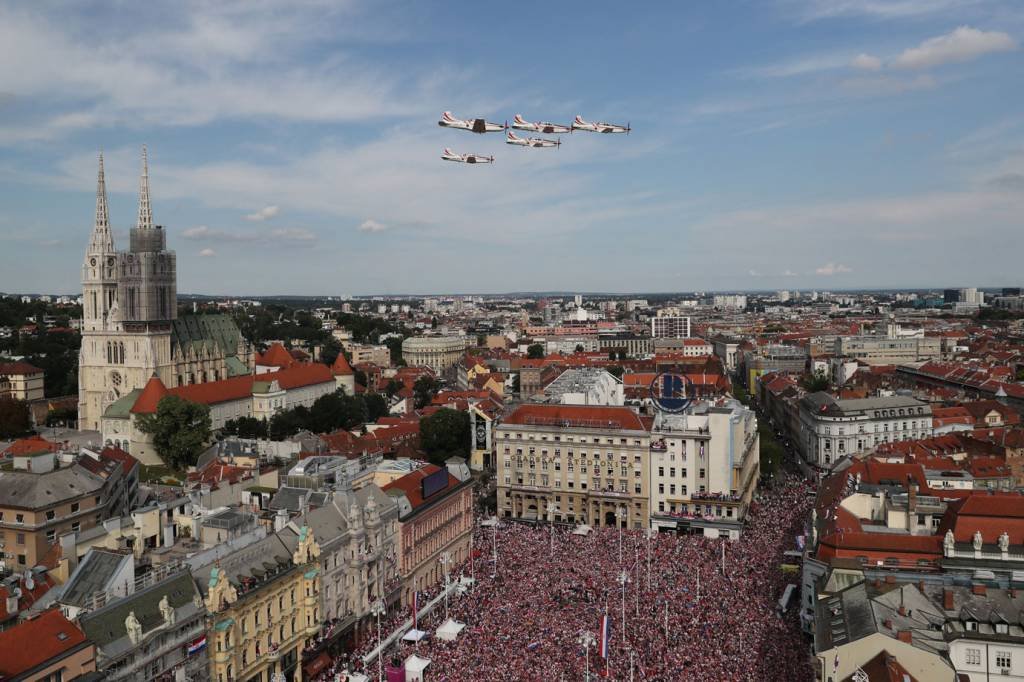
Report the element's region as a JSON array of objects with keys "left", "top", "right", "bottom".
[
  {"left": 797, "top": 393, "right": 934, "bottom": 469},
  {"left": 649, "top": 400, "right": 760, "bottom": 539},
  {"left": 495, "top": 404, "right": 651, "bottom": 529}
]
